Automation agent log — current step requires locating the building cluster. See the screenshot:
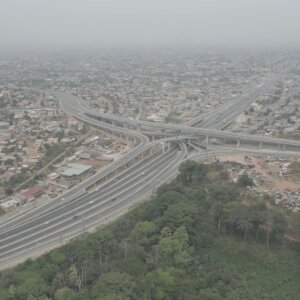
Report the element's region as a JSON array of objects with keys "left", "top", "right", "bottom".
[
  {"left": 66, "top": 50, "right": 275, "bottom": 124},
  {"left": 0, "top": 131, "right": 127, "bottom": 210},
  {"left": 223, "top": 155, "right": 300, "bottom": 212},
  {"left": 0, "top": 49, "right": 300, "bottom": 215},
  {"left": 231, "top": 67, "right": 300, "bottom": 140},
  {"left": 0, "top": 70, "right": 128, "bottom": 210},
  {"left": 1, "top": 50, "right": 283, "bottom": 125}
]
